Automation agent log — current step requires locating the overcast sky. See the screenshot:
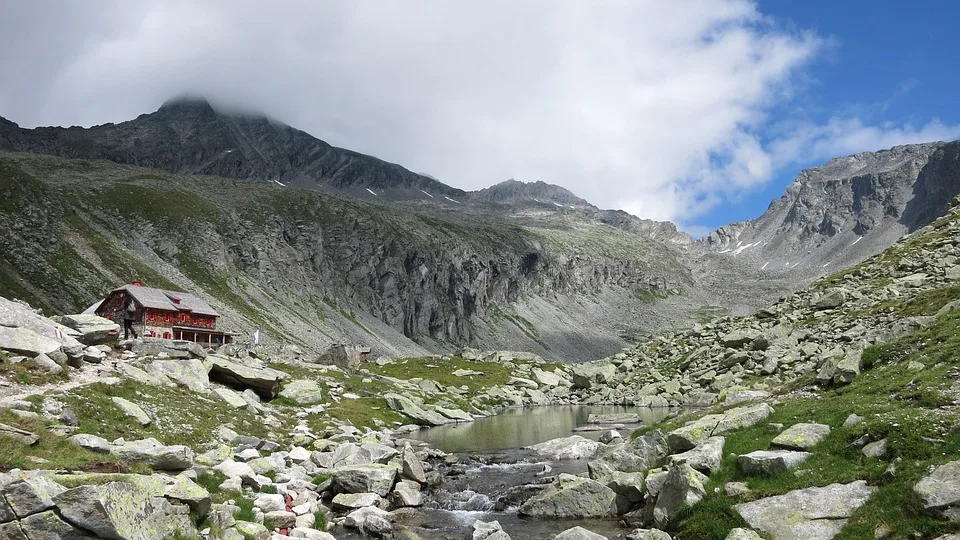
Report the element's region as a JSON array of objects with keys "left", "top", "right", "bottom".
[{"left": 2, "top": 1, "right": 960, "bottom": 234}]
